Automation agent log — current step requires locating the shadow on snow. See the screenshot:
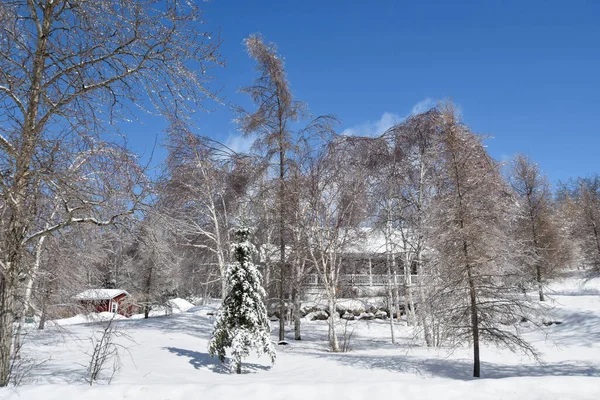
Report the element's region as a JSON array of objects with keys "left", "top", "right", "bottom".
[
  {"left": 310, "top": 352, "right": 600, "bottom": 380},
  {"left": 165, "top": 347, "right": 271, "bottom": 374}
]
